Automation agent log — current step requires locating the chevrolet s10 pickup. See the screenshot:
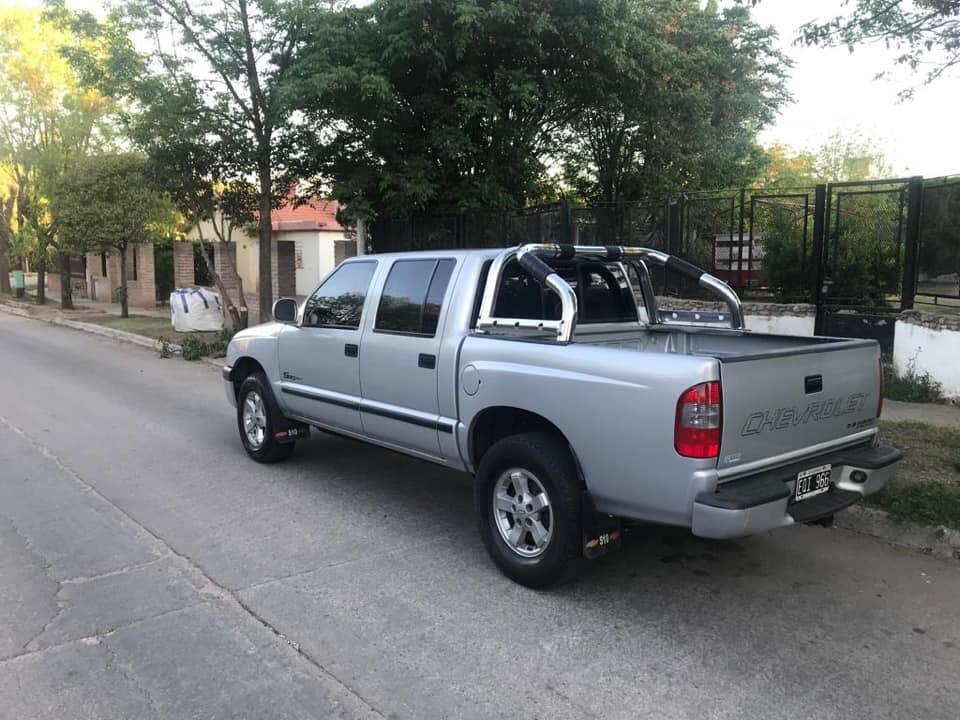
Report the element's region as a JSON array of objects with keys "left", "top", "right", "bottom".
[{"left": 223, "top": 243, "right": 902, "bottom": 587}]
